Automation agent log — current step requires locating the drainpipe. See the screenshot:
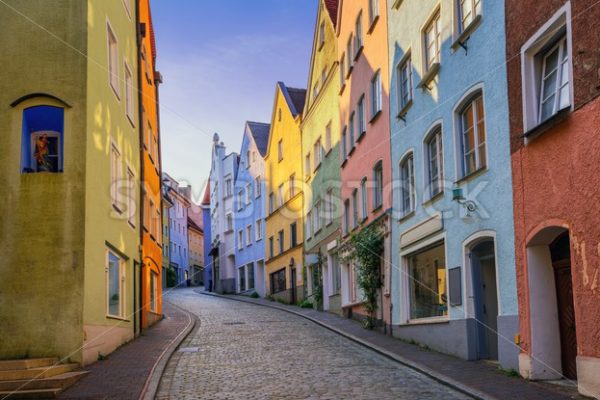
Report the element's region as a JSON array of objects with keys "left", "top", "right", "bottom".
[{"left": 135, "top": 0, "right": 144, "bottom": 336}]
